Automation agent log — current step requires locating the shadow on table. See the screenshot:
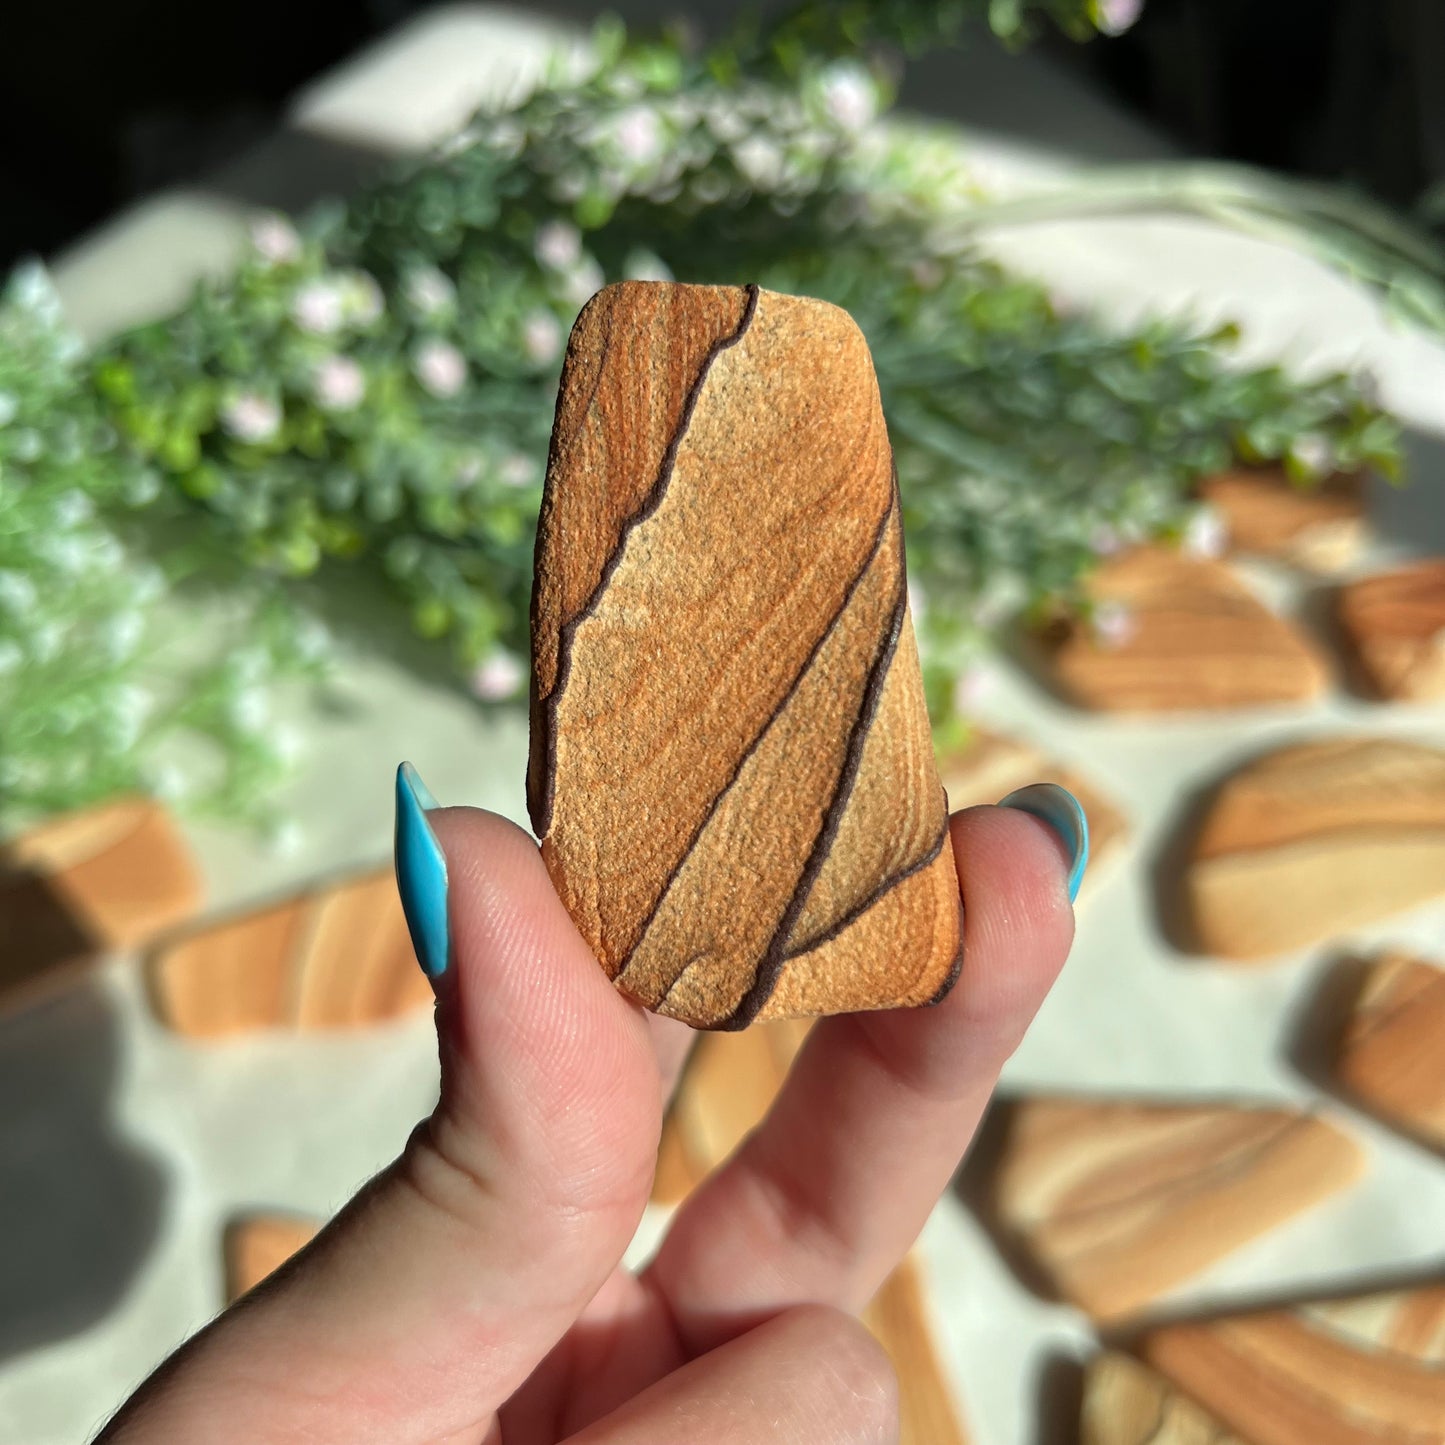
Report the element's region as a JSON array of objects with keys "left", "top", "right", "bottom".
[
  {"left": 0, "top": 981, "right": 165, "bottom": 1362},
  {"left": 1284, "top": 951, "right": 1371, "bottom": 1099},
  {"left": 1098, "top": 1256, "right": 1445, "bottom": 1350},
  {"left": 1031, "top": 1350, "right": 1087, "bottom": 1445},
  {"left": 1371, "top": 425, "right": 1445, "bottom": 556},
  {"left": 1283, "top": 951, "right": 1445, "bottom": 1160},
  {"left": 1146, "top": 767, "right": 1226, "bottom": 958},
  {"left": 952, "top": 1095, "right": 1063, "bottom": 1307}
]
